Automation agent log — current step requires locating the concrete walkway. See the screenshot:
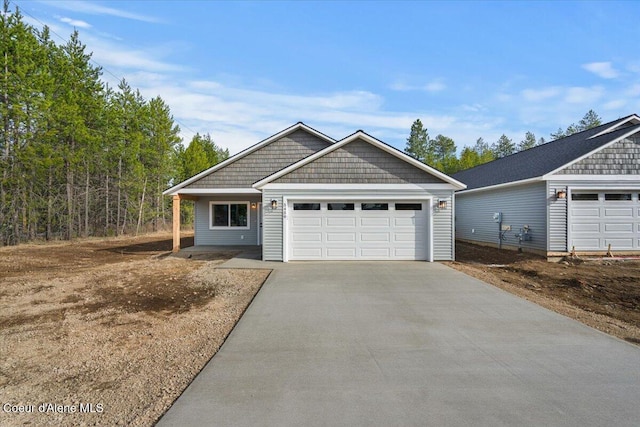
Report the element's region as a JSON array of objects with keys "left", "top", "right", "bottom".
[{"left": 158, "top": 262, "right": 640, "bottom": 427}]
